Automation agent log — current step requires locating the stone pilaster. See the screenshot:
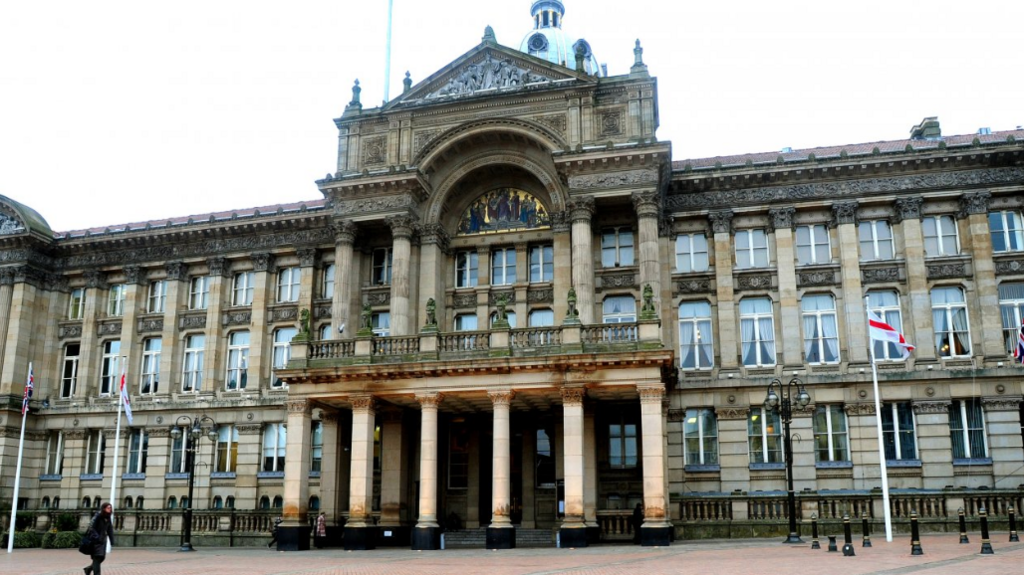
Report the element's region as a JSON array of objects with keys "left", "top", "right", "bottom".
[
  {"left": 117, "top": 267, "right": 144, "bottom": 395},
  {"left": 633, "top": 191, "right": 662, "bottom": 314},
  {"left": 378, "top": 408, "right": 408, "bottom": 532},
  {"left": 832, "top": 201, "right": 868, "bottom": 363},
  {"left": 715, "top": 407, "right": 751, "bottom": 493},
  {"left": 412, "top": 393, "right": 442, "bottom": 550},
  {"left": 912, "top": 400, "right": 954, "bottom": 489},
  {"left": 158, "top": 263, "right": 187, "bottom": 394},
  {"left": 559, "top": 387, "right": 587, "bottom": 546},
  {"left": 893, "top": 197, "right": 935, "bottom": 362},
  {"left": 318, "top": 411, "right": 340, "bottom": 523},
  {"left": 331, "top": 221, "right": 357, "bottom": 338},
  {"left": 709, "top": 211, "right": 737, "bottom": 369},
  {"left": 583, "top": 407, "right": 598, "bottom": 531},
  {"left": 487, "top": 390, "right": 515, "bottom": 549},
  {"left": 345, "top": 396, "right": 377, "bottom": 550},
  {"left": 248, "top": 253, "right": 274, "bottom": 390},
  {"left": 770, "top": 207, "right": 801, "bottom": 367},
  {"left": 638, "top": 385, "right": 670, "bottom": 546},
  {"left": 280, "top": 399, "right": 313, "bottom": 550},
  {"left": 981, "top": 397, "right": 1023, "bottom": 486},
  {"left": 960, "top": 192, "right": 1003, "bottom": 360},
  {"left": 387, "top": 215, "right": 417, "bottom": 336},
  {"left": 0, "top": 268, "right": 15, "bottom": 383},
  {"left": 844, "top": 403, "right": 880, "bottom": 489},
  {"left": 551, "top": 211, "right": 572, "bottom": 322},
  {"left": 568, "top": 197, "right": 596, "bottom": 324},
  {"left": 202, "top": 258, "right": 230, "bottom": 392},
  {"left": 418, "top": 224, "right": 449, "bottom": 334}
]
